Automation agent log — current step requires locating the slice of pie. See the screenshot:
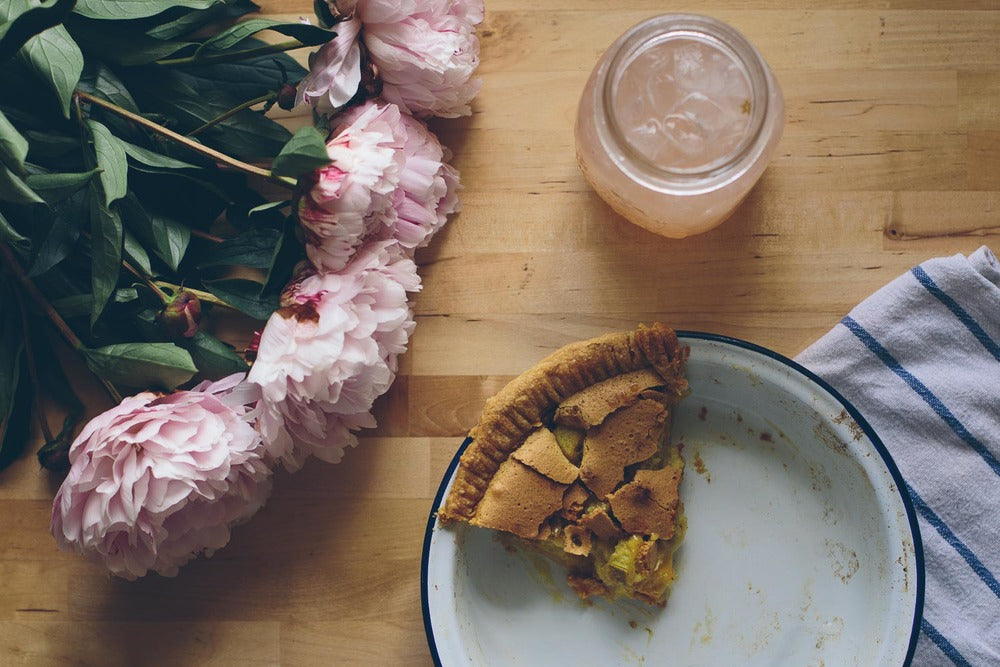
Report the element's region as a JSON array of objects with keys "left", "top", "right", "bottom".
[{"left": 438, "top": 323, "right": 690, "bottom": 606}]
